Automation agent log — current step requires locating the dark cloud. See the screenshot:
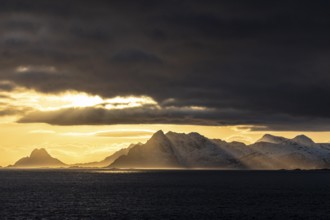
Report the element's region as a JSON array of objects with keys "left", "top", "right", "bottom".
[
  {"left": 111, "top": 49, "right": 163, "bottom": 64},
  {"left": 12, "top": 68, "right": 74, "bottom": 93},
  {"left": 0, "top": 81, "right": 15, "bottom": 91},
  {"left": 0, "top": 0, "right": 330, "bottom": 130},
  {"left": 17, "top": 106, "right": 330, "bottom": 131}
]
